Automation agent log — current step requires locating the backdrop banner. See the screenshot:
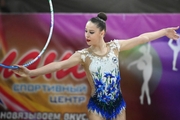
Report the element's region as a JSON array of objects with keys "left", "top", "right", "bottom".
[{"left": 0, "top": 13, "right": 180, "bottom": 120}]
